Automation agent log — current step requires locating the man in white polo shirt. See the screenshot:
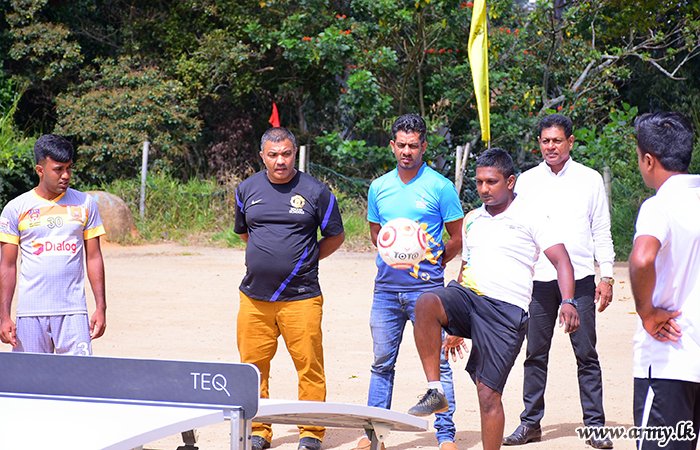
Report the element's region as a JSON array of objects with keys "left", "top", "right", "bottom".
[
  {"left": 504, "top": 114, "right": 615, "bottom": 449},
  {"left": 407, "top": 148, "right": 579, "bottom": 450},
  {"left": 629, "top": 111, "right": 700, "bottom": 450}
]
